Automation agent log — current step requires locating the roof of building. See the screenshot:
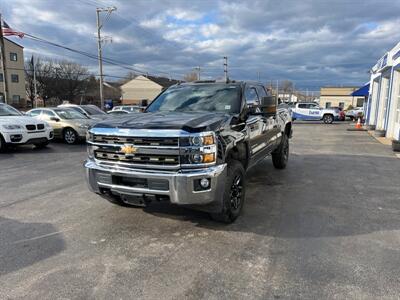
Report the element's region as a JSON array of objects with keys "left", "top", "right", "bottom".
[
  {"left": 145, "top": 75, "right": 180, "bottom": 88},
  {"left": 4, "top": 37, "right": 24, "bottom": 49}
]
